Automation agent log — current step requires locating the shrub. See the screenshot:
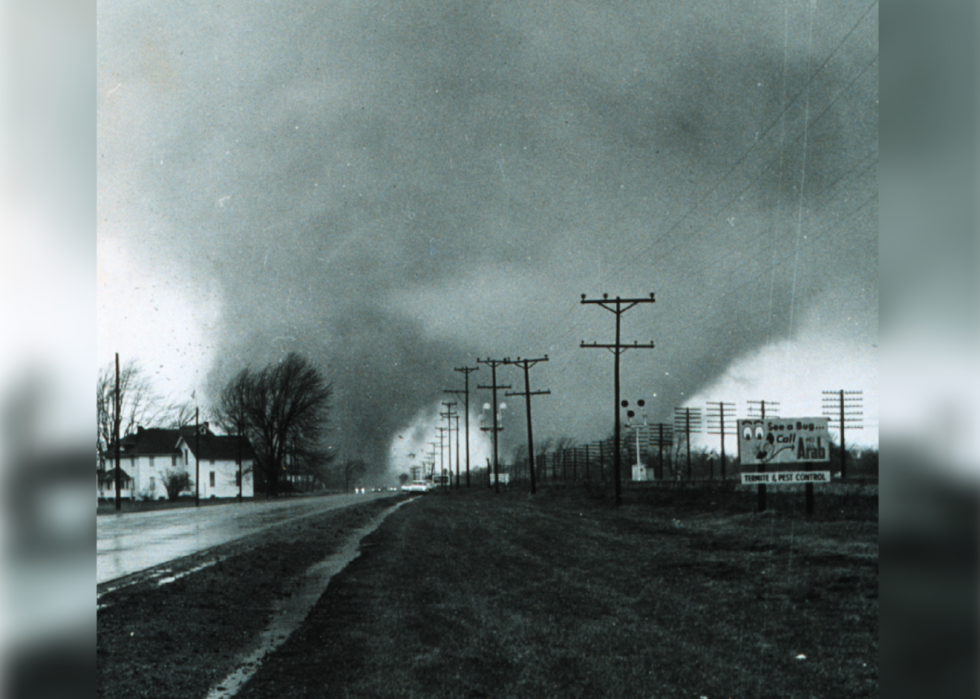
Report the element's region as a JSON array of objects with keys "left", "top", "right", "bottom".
[{"left": 162, "top": 470, "right": 193, "bottom": 501}]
